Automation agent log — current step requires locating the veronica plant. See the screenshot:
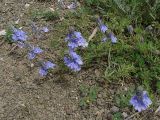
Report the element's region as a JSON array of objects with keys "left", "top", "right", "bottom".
[
  {"left": 97, "top": 17, "right": 108, "bottom": 33},
  {"left": 97, "top": 17, "right": 117, "bottom": 43},
  {"left": 64, "top": 28, "right": 88, "bottom": 71},
  {"left": 10, "top": 26, "right": 55, "bottom": 77},
  {"left": 11, "top": 27, "right": 28, "bottom": 48},
  {"left": 28, "top": 46, "right": 43, "bottom": 60},
  {"left": 64, "top": 50, "right": 83, "bottom": 72},
  {"left": 31, "top": 22, "right": 49, "bottom": 39}
]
